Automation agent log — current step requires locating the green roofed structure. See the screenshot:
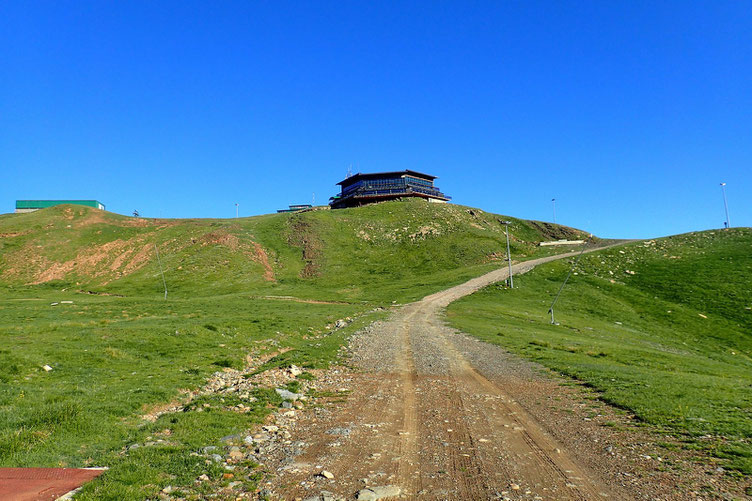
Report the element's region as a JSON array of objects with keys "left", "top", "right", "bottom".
[{"left": 15, "top": 200, "right": 106, "bottom": 213}]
